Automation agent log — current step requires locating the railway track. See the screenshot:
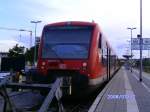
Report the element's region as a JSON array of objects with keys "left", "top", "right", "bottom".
[{"left": 63, "top": 83, "right": 107, "bottom": 112}]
